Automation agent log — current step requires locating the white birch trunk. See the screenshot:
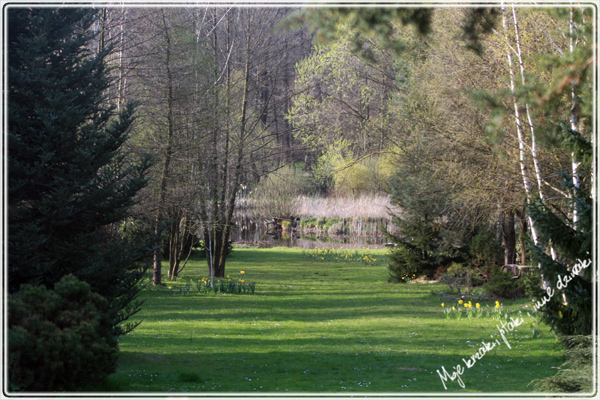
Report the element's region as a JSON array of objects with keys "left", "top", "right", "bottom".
[
  {"left": 511, "top": 6, "right": 544, "bottom": 201},
  {"left": 569, "top": 6, "right": 581, "bottom": 228},
  {"left": 501, "top": 5, "right": 540, "bottom": 247},
  {"left": 510, "top": 5, "right": 557, "bottom": 261},
  {"left": 116, "top": 9, "right": 126, "bottom": 112}
]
